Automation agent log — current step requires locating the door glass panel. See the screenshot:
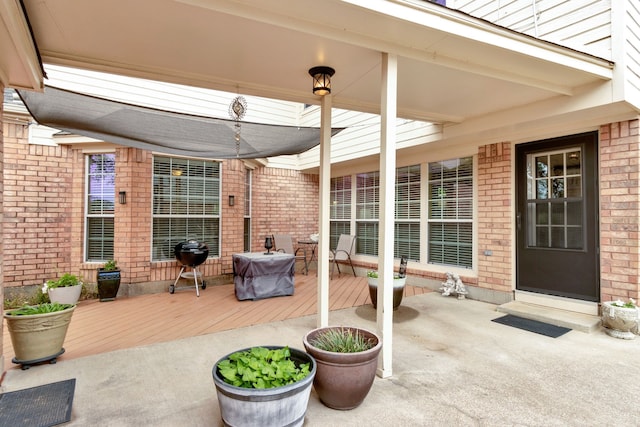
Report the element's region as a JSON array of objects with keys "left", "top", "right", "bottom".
[
  {"left": 550, "top": 203, "right": 564, "bottom": 225},
  {"left": 550, "top": 153, "right": 564, "bottom": 176},
  {"left": 536, "top": 156, "right": 548, "bottom": 178},
  {"left": 526, "top": 148, "right": 583, "bottom": 250},
  {"left": 551, "top": 177, "right": 564, "bottom": 198},
  {"left": 535, "top": 203, "right": 548, "bottom": 225},
  {"left": 566, "top": 177, "right": 581, "bottom": 197},
  {"left": 550, "top": 227, "right": 565, "bottom": 248},
  {"left": 537, "top": 179, "right": 548, "bottom": 199},
  {"left": 566, "top": 202, "right": 582, "bottom": 226}
]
